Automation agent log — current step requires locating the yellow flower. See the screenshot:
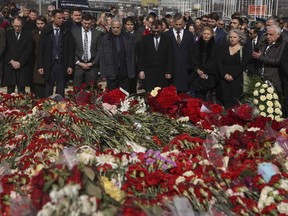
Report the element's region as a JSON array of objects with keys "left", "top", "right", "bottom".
[
  {"left": 100, "top": 176, "right": 125, "bottom": 202},
  {"left": 150, "top": 87, "right": 161, "bottom": 97}
]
